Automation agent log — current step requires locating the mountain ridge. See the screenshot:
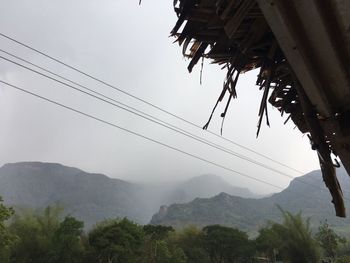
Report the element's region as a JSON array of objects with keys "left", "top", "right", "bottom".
[
  {"left": 0, "top": 162, "right": 256, "bottom": 228},
  {"left": 150, "top": 168, "right": 350, "bottom": 234}
]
